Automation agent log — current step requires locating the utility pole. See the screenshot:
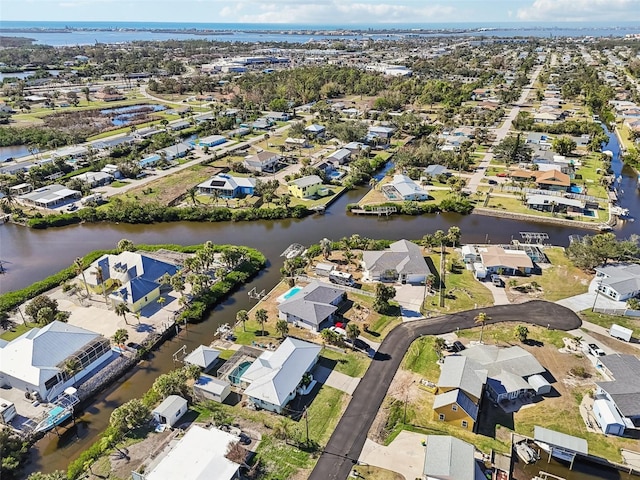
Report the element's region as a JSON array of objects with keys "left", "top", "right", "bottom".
[
  {"left": 439, "top": 242, "right": 446, "bottom": 308},
  {"left": 304, "top": 406, "right": 309, "bottom": 446},
  {"left": 591, "top": 279, "right": 603, "bottom": 312}
]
